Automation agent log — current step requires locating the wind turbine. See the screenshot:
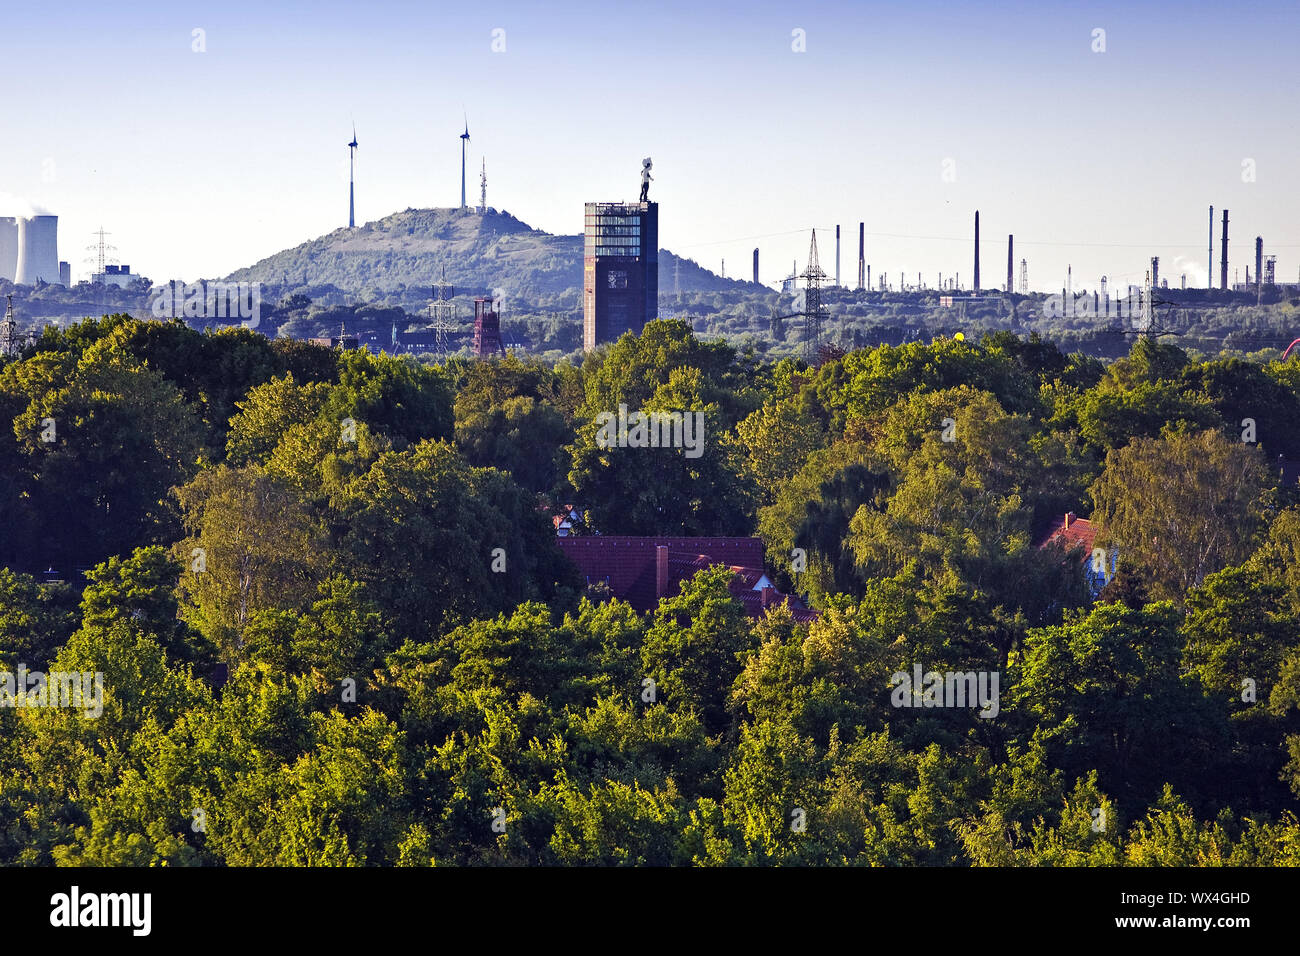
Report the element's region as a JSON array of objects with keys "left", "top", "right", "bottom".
[
  {"left": 460, "top": 114, "right": 470, "bottom": 209},
  {"left": 348, "top": 124, "right": 358, "bottom": 228}
]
